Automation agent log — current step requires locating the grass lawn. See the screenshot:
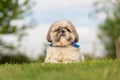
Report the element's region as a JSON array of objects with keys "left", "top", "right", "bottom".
[{"left": 0, "top": 60, "right": 120, "bottom": 80}]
